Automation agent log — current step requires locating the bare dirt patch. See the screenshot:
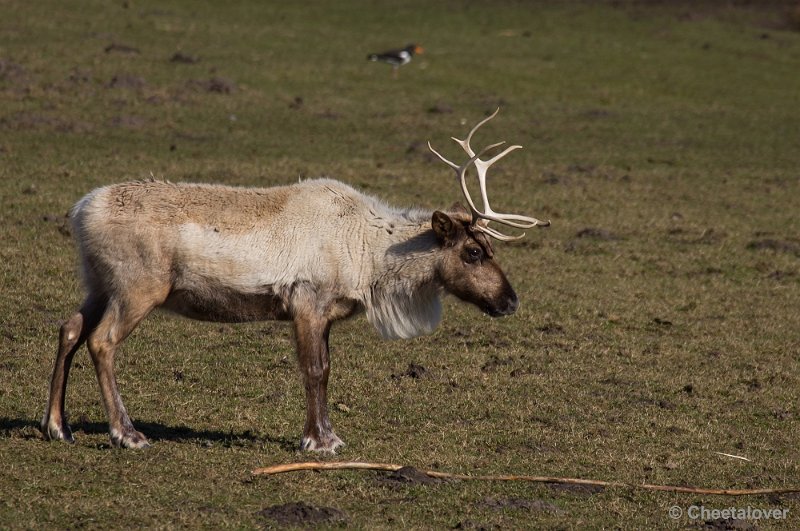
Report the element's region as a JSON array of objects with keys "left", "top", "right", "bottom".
[
  {"left": 575, "top": 227, "right": 622, "bottom": 241},
  {"left": 42, "top": 213, "right": 71, "bottom": 237},
  {"left": 258, "top": 501, "right": 346, "bottom": 526},
  {"left": 427, "top": 102, "right": 453, "bottom": 114},
  {"left": 746, "top": 238, "right": 800, "bottom": 256},
  {"left": 391, "top": 362, "right": 427, "bottom": 380},
  {"left": 0, "top": 111, "right": 92, "bottom": 133},
  {"left": 110, "top": 114, "right": 146, "bottom": 129},
  {"left": 694, "top": 517, "right": 758, "bottom": 530},
  {"left": 104, "top": 42, "right": 140, "bottom": 54},
  {"left": 481, "top": 355, "right": 514, "bottom": 373},
  {"left": 668, "top": 227, "right": 726, "bottom": 245},
  {"left": 108, "top": 74, "right": 147, "bottom": 90},
  {"left": 187, "top": 77, "right": 237, "bottom": 94},
  {"left": 0, "top": 58, "right": 28, "bottom": 87},
  {"left": 170, "top": 51, "right": 199, "bottom": 64}
]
